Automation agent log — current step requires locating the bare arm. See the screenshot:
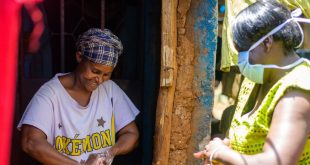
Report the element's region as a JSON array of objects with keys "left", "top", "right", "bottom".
[
  {"left": 195, "top": 90, "right": 310, "bottom": 165},
  {"left": 259, "top": 90, "right": 310, "bottom": 164},
  {"left": 109, "top": 121, "right": 139, "bottom": 156},
  {"left": 21, "top": 125, "right": 79, "bottom": 165}
]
